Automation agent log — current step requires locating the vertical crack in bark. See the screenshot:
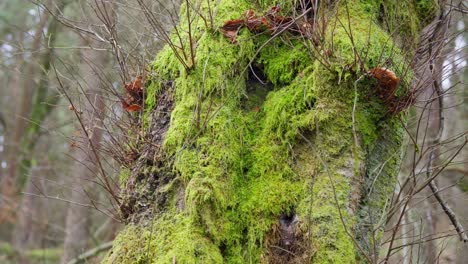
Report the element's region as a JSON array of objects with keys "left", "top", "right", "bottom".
[{"left": 120, "top": 82, "right": 175, "bottom": 222}]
